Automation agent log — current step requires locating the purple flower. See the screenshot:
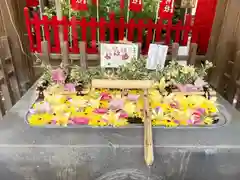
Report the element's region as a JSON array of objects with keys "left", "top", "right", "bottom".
[
  {"left": 155, "top": 106, "right": 162, "bottom": 113},
  {"left": 127, "top": 94, "right": 140, "bottom": 101},
  {"left": 109, "top": 99, "right": 124, "bottom": 110},
  {"left": 196, "top": 108, "right": 205, "bottom": 115},
  {"left": 32, "top": 102, "right": 51, "bottom": 114},
  {"left": 174, "top": 120, "right": 180, "bottom": 124},
  {"left": 64, "top": 83, "right": 76, "bottom": 92}
]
